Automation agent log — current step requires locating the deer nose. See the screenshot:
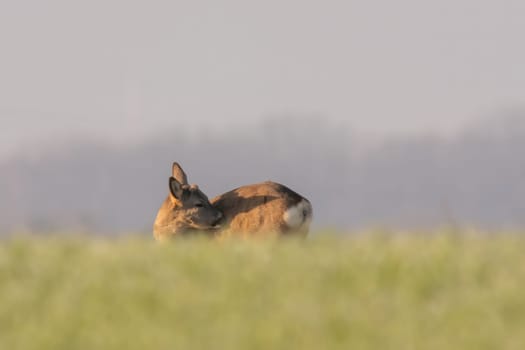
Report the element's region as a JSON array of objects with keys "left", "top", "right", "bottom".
[{"left": 212, "top": 211, "right": 223, "bottom": 226}]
